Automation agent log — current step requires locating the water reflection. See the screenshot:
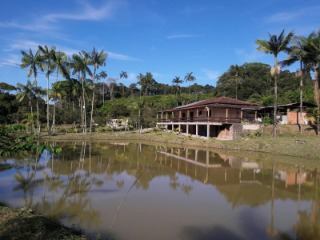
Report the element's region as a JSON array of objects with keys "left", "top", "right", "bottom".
[{"left": 0, "top": 141, "right": 319, "bottom": 240}]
